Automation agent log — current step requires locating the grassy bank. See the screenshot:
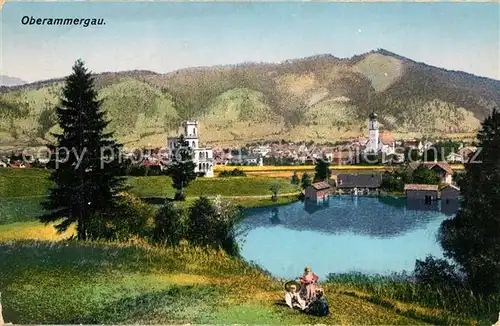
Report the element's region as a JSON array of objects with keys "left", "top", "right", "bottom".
[
  {"left": 327, "top": 273, "right": 499, "bottom": 325},
  {"left": 0, "top": 205, "right": 487, "bottom": 325},
  {"left": 0, "top": 238, "right": 474, "bottom": 325}
]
